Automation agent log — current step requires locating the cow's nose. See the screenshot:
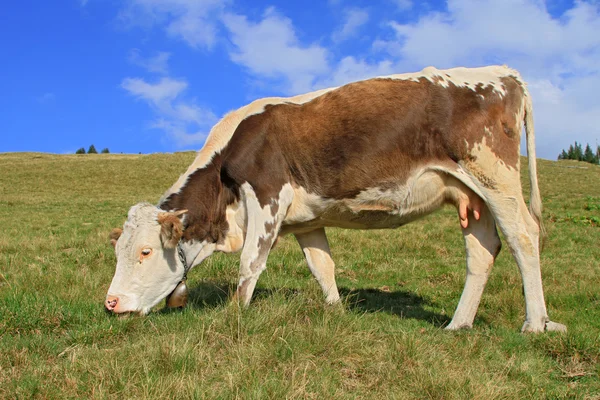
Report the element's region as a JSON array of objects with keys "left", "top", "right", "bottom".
[{"left": 105, "top": 296, "right": 119, "bottom": 312}]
